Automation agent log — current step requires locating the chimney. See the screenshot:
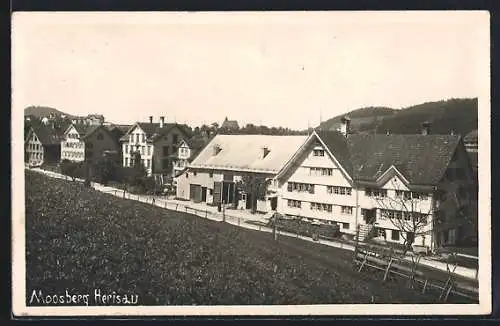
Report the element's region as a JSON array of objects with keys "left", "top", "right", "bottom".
[
  {"left": 339, "top": 116, "right": 351, "bottom": 137},
  {"left": 421, "top": 121, "right": 431, "bottom": 135},
  {"left": 149, "top": 116, "right": 153, "bottom": 123},
  {"left": 450, "top": 129, "right": 455, "bottom": 136},
  {"left": 160, "top": 116, "right": 165, "bottom": 128}
]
